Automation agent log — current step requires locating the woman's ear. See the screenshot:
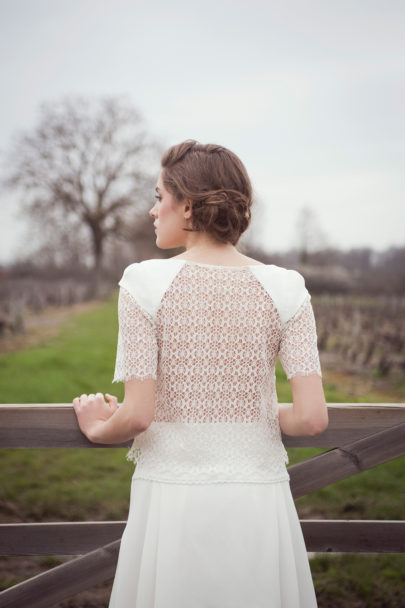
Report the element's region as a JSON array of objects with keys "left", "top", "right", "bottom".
[{"left": 183, "top": 199, "right": 193, "bottom": 220}]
